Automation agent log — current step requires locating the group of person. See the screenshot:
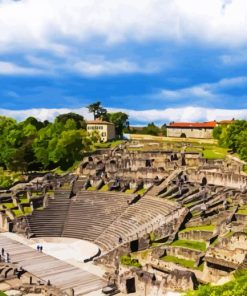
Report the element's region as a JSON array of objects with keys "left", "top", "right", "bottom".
[
  {"left": 1, "top": 247, "right": 10, "bottom": 262},
  {"left": 36, "top": 245, "right": 43, "bottom": 252}
]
